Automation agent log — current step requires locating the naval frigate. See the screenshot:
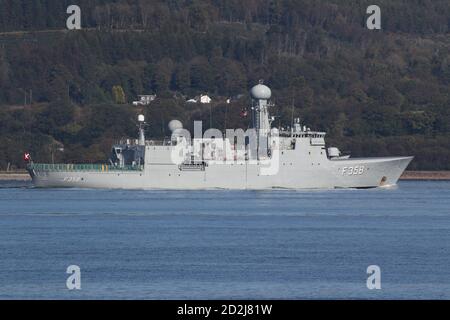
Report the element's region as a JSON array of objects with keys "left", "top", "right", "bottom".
[{"left": 26, "top": 82, "right": 413, "bottom": 189}]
